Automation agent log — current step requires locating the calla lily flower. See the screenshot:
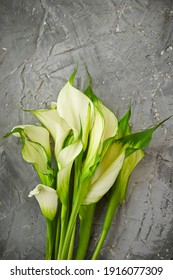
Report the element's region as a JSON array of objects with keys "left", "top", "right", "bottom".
[
  {"left": 57, "top": 139, "right": 83, "bottom": 203},
  {"left": 28, "top": 184, "right": 58, "bottom": 221},
  {"left": 83, "top": 143, "right": 125, "bottom": 205},
  {"left": 4, "top": 68, "right": 170, "bottom": 260},
  {"left": 57, "top": 80, "right": 95, "bottom": 144},
  {"left": 4, "top": 125, "right": 54, "bottom": 186},
  {"left": 82, "top": 106, "right": 104, "bottom": 180},
  {"left": 85, "top": 84, "right": 118, "bottom": 143},
  {"left": 29, "top": 109, "right": 71, "bottom": 158},
  {"left": 11, "top": 125, "right": 51, "bottom": 160}
]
